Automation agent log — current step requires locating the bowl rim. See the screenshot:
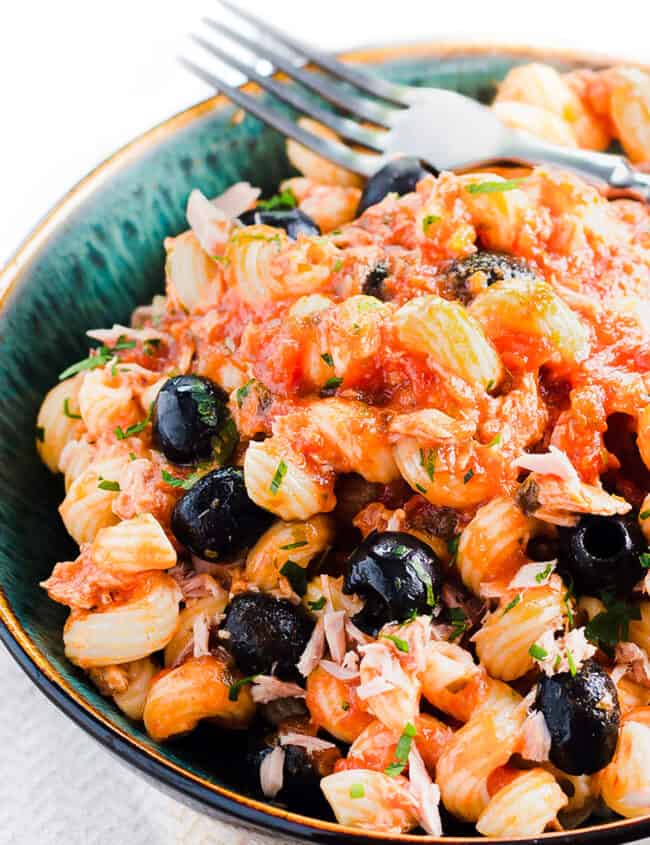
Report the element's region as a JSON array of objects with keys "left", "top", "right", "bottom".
[{"left": 2, "top": 39, "right": 650, "bottom": 844}]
